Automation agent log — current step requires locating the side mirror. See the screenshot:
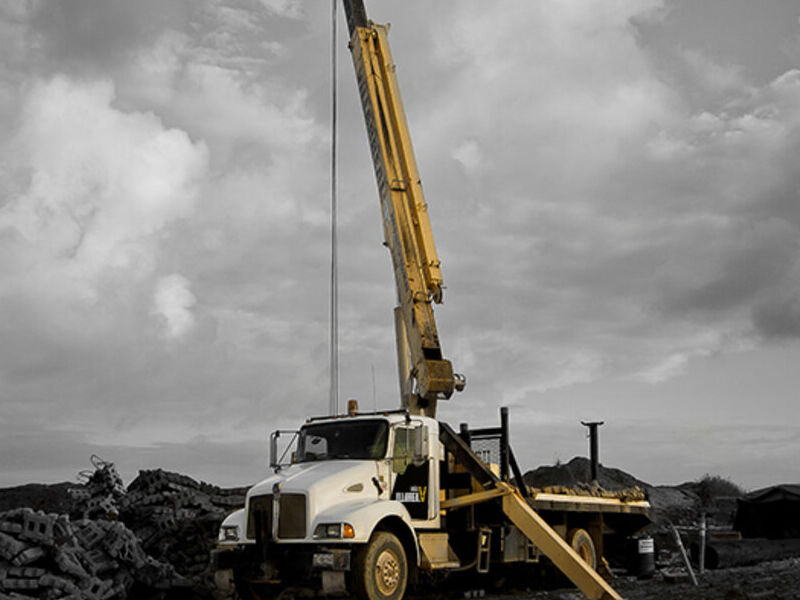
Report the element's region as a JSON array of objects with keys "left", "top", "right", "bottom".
[
  {"left": 270, "top": 430, "right": 300, "bottom": 470},
  {"left": 269, "top": 431, "right": 280, "bottom": 468}
]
